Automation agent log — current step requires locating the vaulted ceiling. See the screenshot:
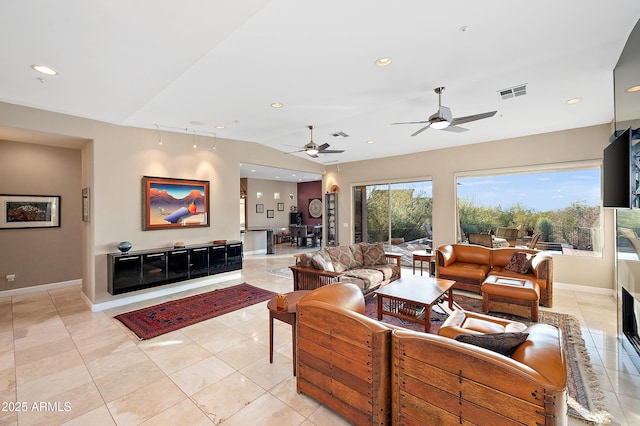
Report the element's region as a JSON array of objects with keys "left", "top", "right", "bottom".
[{"left": 1, "top": 1, "right": 639, "bottom": 166}]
